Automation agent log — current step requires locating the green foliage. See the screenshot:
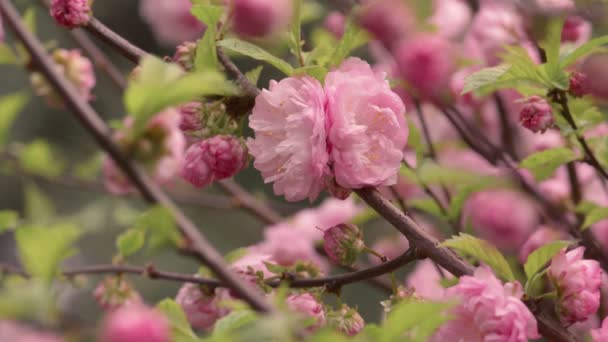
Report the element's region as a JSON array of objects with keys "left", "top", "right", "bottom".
[
  {"left": 23, "top": 182, "right": 55, "bottom": 224},
  {"left": 0, "top": 277, "right": 55, "bottom": 323},
  {"left": 329, "top": 19, "right": 367, "bottom": 67},
  {"left": 213, "top": 310, "right": 258, "bottom": 337},
  {"left": 22, "top": 7, "right": 36, "bottom": 34},
  {"left": 0, "top": 44, "right": 19, "bottom": 65},
  {"left": 0, "top": 92, "right": 28, "bottom": 145},
  {"left": 560, "top": 35, "right": 608, "bottom": 68},
  {"left": 124, "top": 56, "right": 237, "bottom": 133},
  {"left": 191, "top": 5, "right": 224, "bottom": 71},
  {"left": 0, "top": 210, "right": 18, "bottom": 233},
  {"left": 244, "top": 66, "right": 264, "bottom": 86},
  {"left": 224, "top": 248, "right": 249, "bottom": 263},
  {"left": 520, "top": 147, "right": 577, "bottom": 181},
  {"left": 15, "top": 224, "right": 81, "bottom": 283},
  {"left": 288, "top": 0, "right": 303, "bottom": 65},
  {"left": 540, "top": 18, "right": 569, "bottom": 89},
  {"left": 116, "top": 228, "right": 145, "bottom": 257},
  {"left": 217, "top": 39, "right": 294, "bottom": 75},
  {"left": 294, "top": 65, "right": 328, "bottom": 82},
  {"left": 381, "top": 300, "right": 455, "bottom": 342},
  {"left": 73, "top": 154, "right": 102, "bottom": 180},
  {"left": 134, "top": 206, "right": 181, "bottom": 251},
  {"left": 524, "top": 240, "right": 571, "bottom": 279},
  {"left": 19, "top": 139, "right": 64, "bottom": 178},
  {"left": 442, "top": 233, "right": 515, "bottom": 281},
  {"left": 407, "top": 118, "right": 423, "bottom": 166},
  {"left": 157, "top": 299, "right": 202, "bottom": 342},
  {"left": 461, "top": 64, "right": 511, "bottom": 95},
  {"left": 306, "top": 29, "right": 336, "bottom": 67},
  {"left": 408, "top": 198, "right": 445, "bottom": 218},
  {"left": 582, "top": 206, "right": 608, "bottom": 230}
]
